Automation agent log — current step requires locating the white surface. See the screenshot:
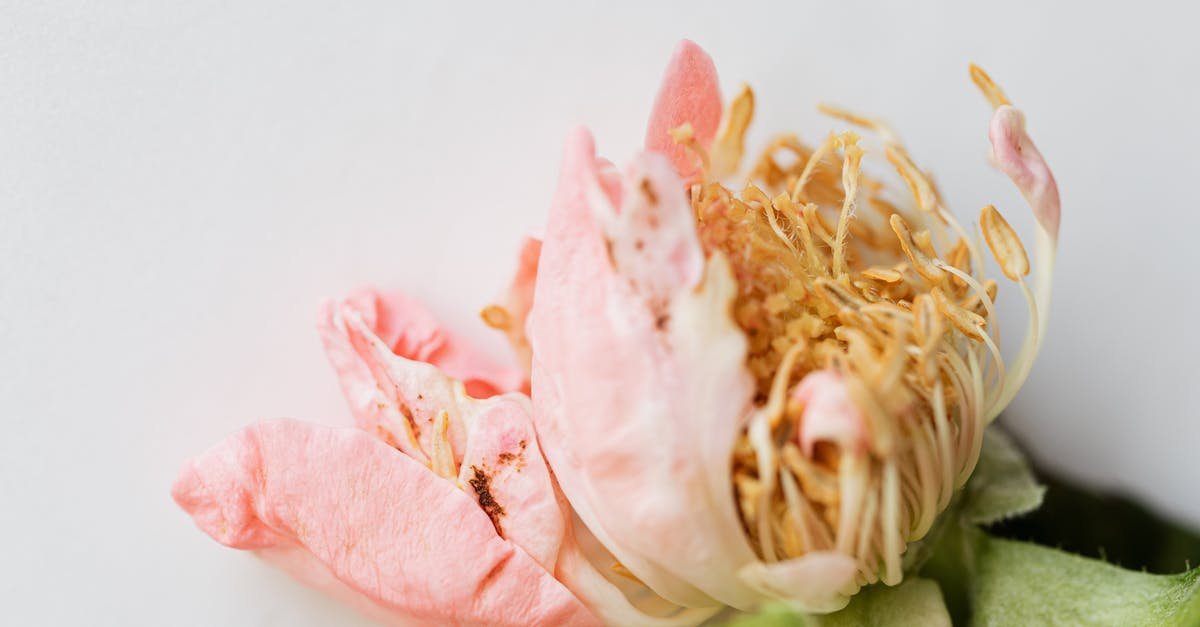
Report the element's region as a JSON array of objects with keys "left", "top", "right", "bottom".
[{"left": 2, "top": 1, "right": 1197, "bottom": 625}]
